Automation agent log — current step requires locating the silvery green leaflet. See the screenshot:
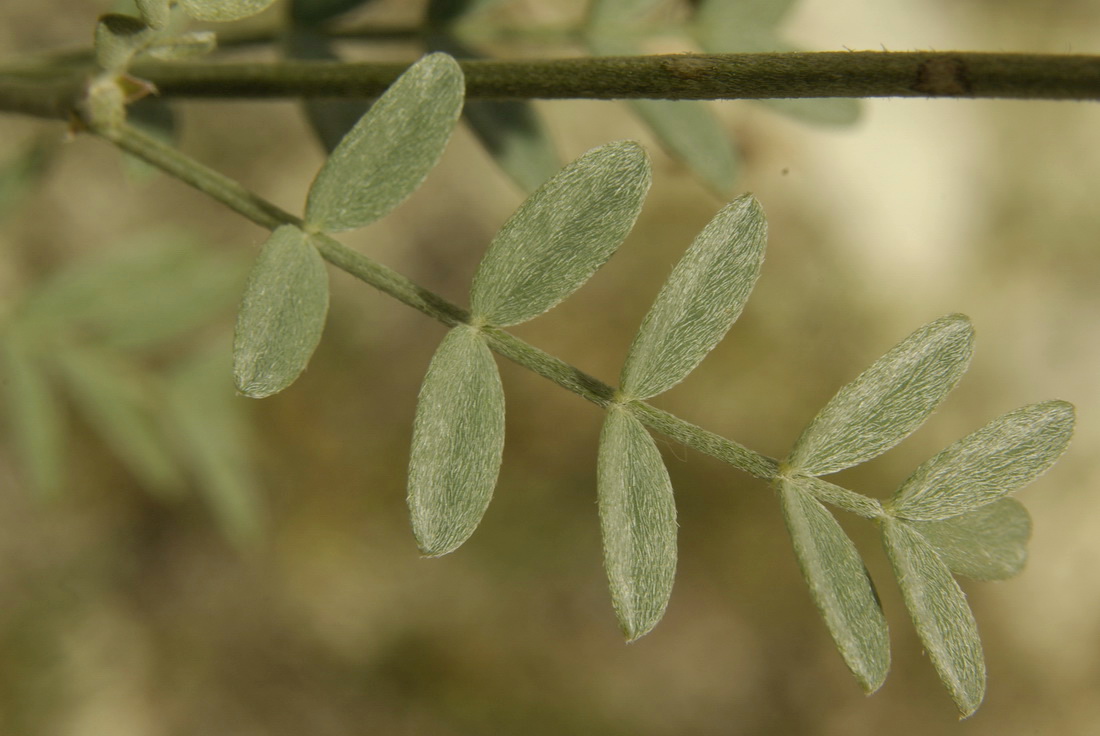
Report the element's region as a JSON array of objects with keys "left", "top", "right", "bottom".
[{"left": 232, "top": 54, "right": 464, "bottom": 397}]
